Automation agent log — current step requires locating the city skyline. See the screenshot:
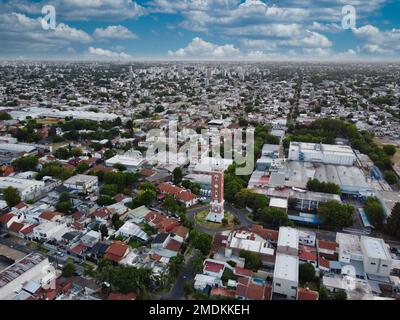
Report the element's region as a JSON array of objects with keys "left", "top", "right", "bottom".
[{"left": 1, "top": 0, "right": 400, "bottom": 61}]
